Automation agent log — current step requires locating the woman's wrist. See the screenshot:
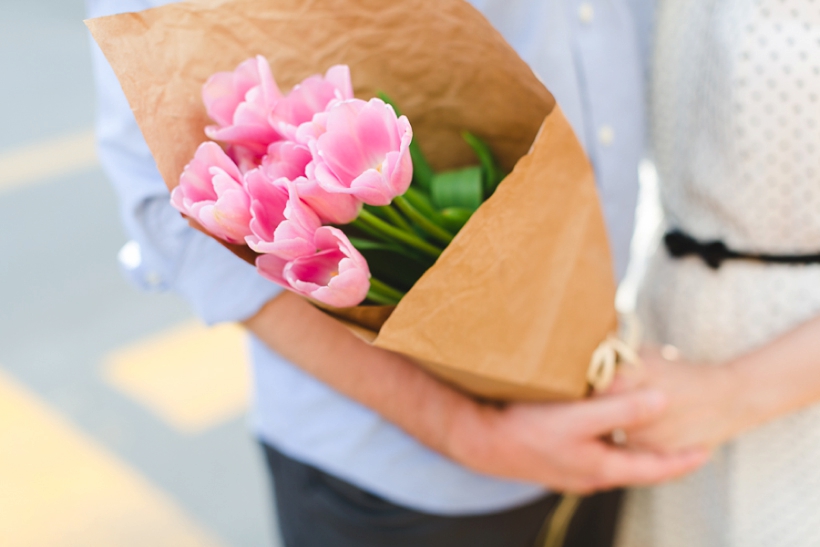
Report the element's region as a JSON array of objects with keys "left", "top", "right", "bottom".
[
  {"left": 724, "top": 355, "right": 789, "bottom": 437},
  {"left": 719, "top": 315, "right": 820, "bottom": 438},
  {"left": 707, "top": 361, "right": 755, "bottom": 443}
]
